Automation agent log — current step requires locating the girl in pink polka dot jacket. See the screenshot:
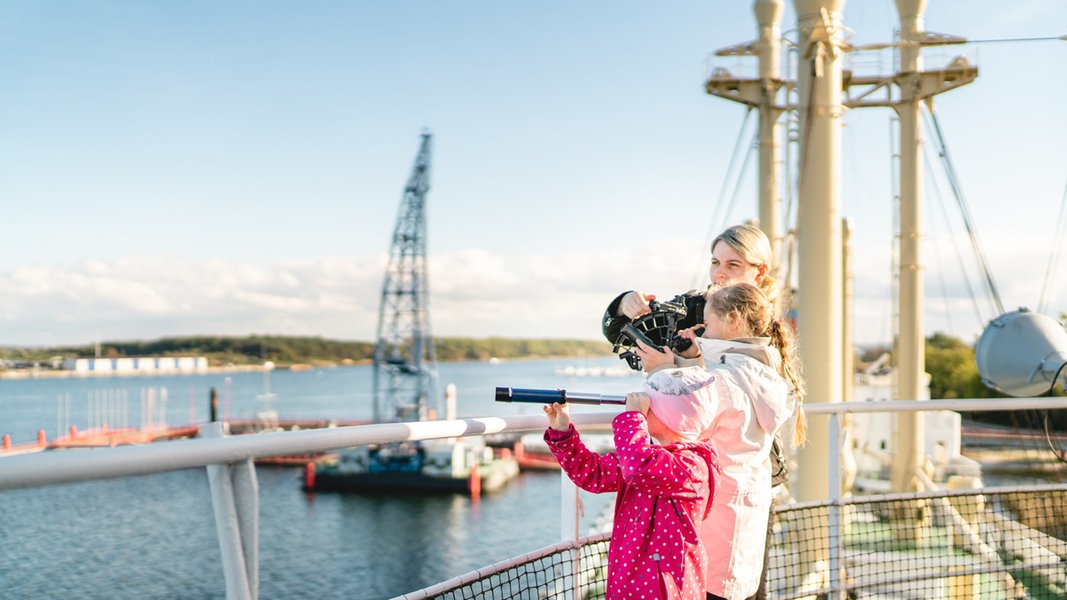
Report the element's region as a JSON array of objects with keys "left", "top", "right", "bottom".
[{"left": 543, "top": 377, "right": 721, "bottom": 599}]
